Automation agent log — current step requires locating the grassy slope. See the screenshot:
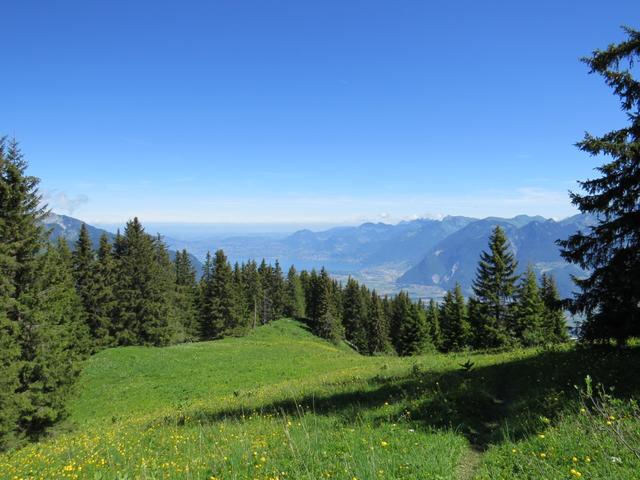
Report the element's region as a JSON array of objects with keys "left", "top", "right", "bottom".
[{"left": 1, "top": 319, "right": 639, "bottom": 480}]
